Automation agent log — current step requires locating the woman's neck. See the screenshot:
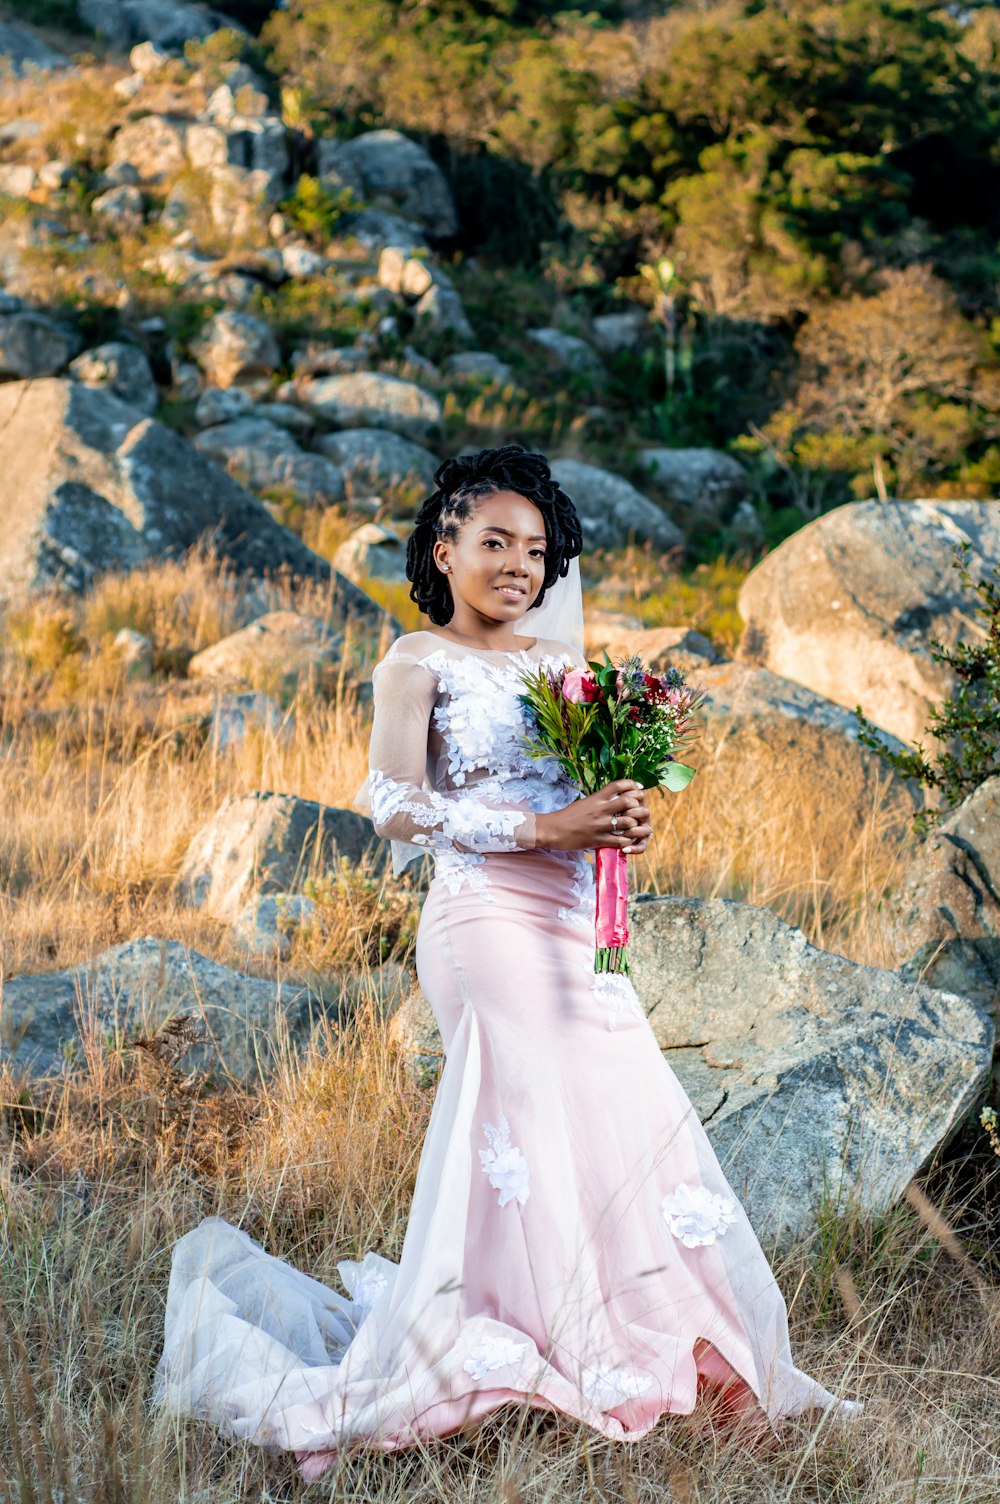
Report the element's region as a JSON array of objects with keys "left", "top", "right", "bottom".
[{"left": 430, "top": 609, "right": 533, "bottom": 652}]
